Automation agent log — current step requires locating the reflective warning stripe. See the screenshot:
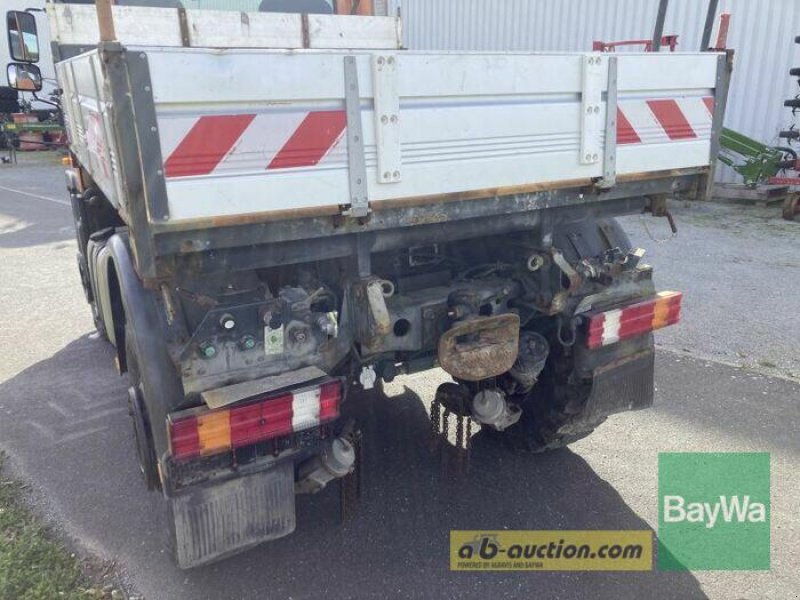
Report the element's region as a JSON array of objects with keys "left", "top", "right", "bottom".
[
  {"left": 162, "top": 110, "right": 347, "bottom": 179},
  {"left": 163, "top": 114, "right": 255, "bottom": 178},
  {"left": 617, "top": 108, "right": 643, "bottom": 145},
  {"left": 617, "top": 97, "right": 713, "bottom": 146},
  {"left": 268, "top": 111, "right": 347, "bottom": 170},
  {"left": 646, "top": 99, "right": 697, "bottom": 140}
]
